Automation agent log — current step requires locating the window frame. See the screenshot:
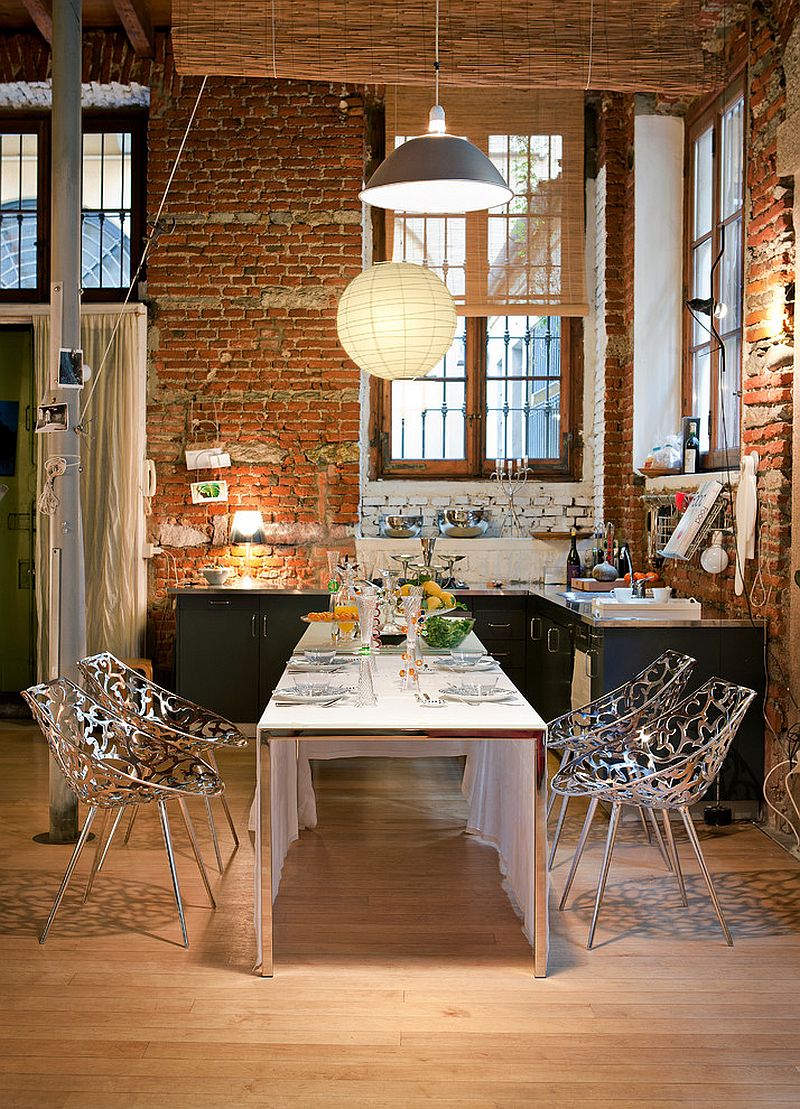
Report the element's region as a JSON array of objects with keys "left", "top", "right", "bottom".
[
  {"left": 0, "top": 108, "right": 147, "bottom": 303},
  {"left": 682, "top": 73, "right": 746, "bottom": 471},
  {"left": 369, "top": 315, "right": 582, "bottom": 481}
]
